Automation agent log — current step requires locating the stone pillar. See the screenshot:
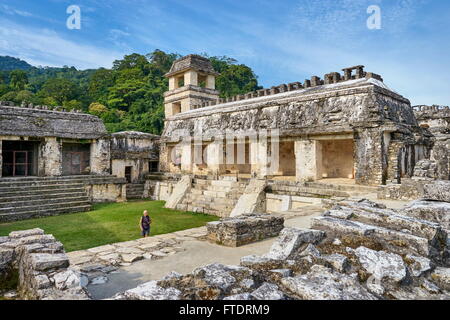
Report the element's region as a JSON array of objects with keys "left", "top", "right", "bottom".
[
  {"left": 180, "top": 139, "right": 192, "bottom": 173},
  {"left": 354, "top": 130, "right": 384, "bottom": 185},
  {"left": 168, "top": 77, "right": 176, "bottom": 90},
  {"left": 205, "top": 140, "right": 222, "bottom": 174},
  {"left": 184, "top": 70, "right": 198, "bottom": 86},
  {"left": 251, "top": 134, "right": 269, "bottom": 178},
  {"left": 206, "top": 75, "right": 215, "bottom": 89},
  {"left": 42, "top": 137, "right": 62, "bottom": 176},
  {"left": 295, "top": 140, "right": 319, "bottom": 182},
  {"left": 90, "top": 138, "right": 111, "bottom": 175}
]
